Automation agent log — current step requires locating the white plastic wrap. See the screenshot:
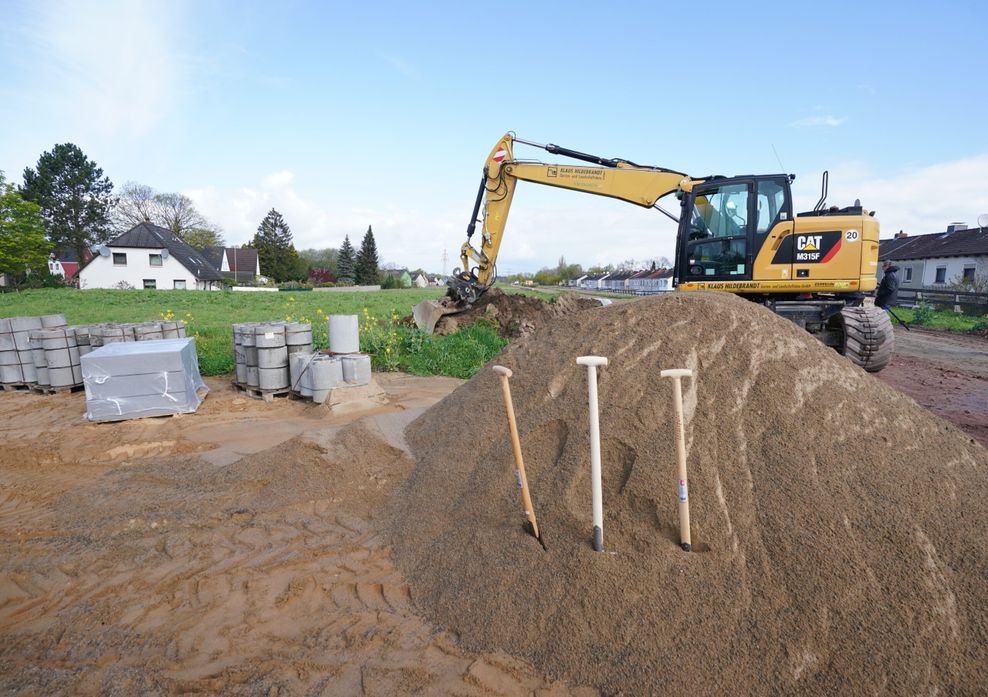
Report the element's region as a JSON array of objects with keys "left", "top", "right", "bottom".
[{"left": 80, "top": 338, "right": 208, "bottom": 422}]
